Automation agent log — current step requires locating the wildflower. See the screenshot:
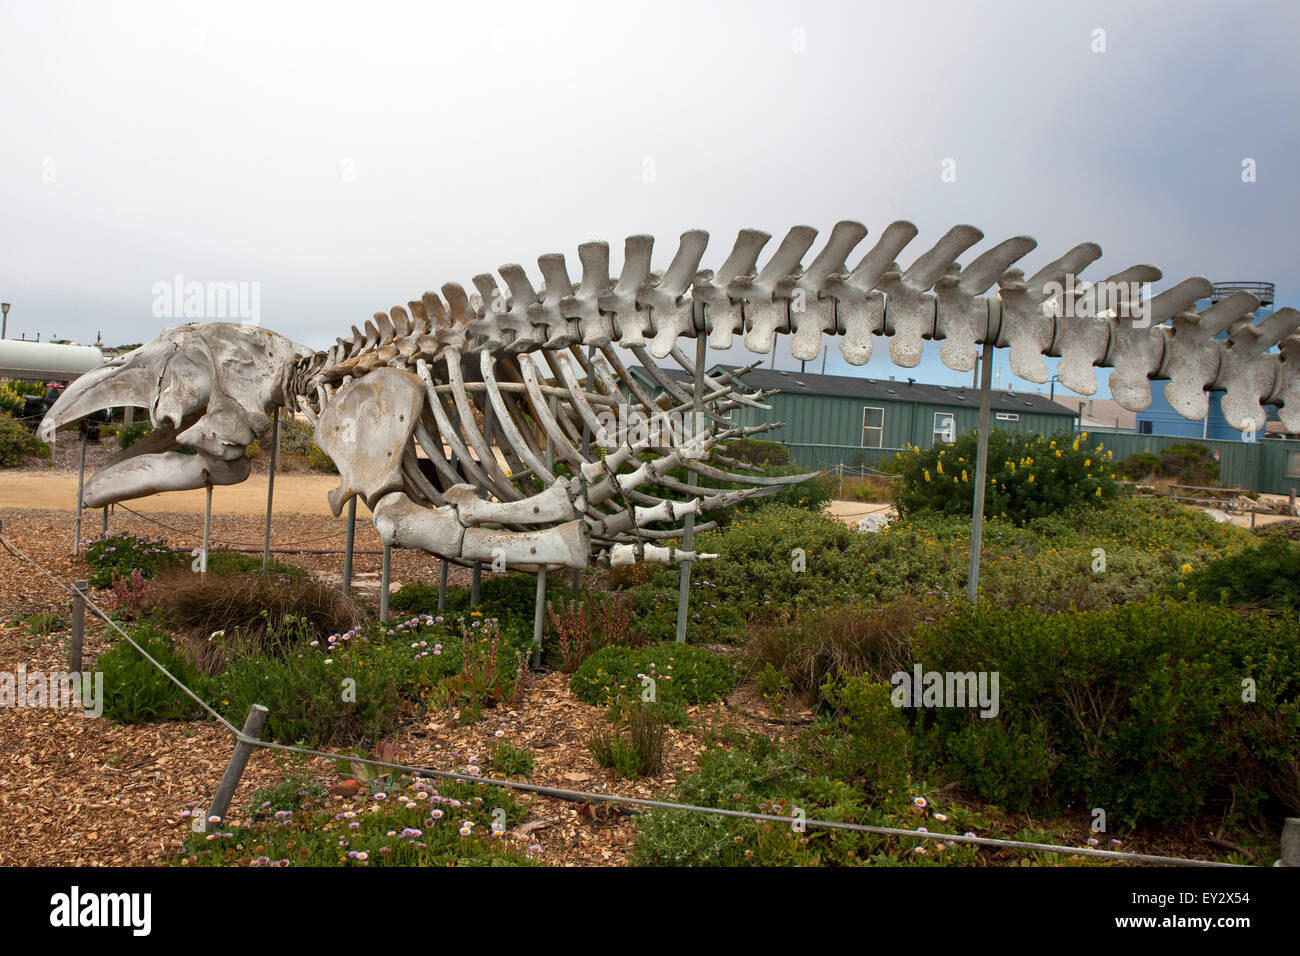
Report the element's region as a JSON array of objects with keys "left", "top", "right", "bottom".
[
  {"left": 934, "top": 812, "right": 948, "bottom": 822},
  {"left": 1180, "top": 563, "right": 1193, "bottom": 575},
  {"left": 912, "top": 796, "right": 927, "bottom": 809}
]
